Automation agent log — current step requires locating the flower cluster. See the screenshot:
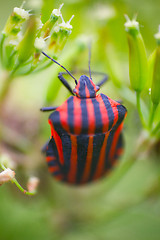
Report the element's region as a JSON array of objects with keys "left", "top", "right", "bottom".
[{"left": 0, "top": 4, "right": 74, "bottom": 76}]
